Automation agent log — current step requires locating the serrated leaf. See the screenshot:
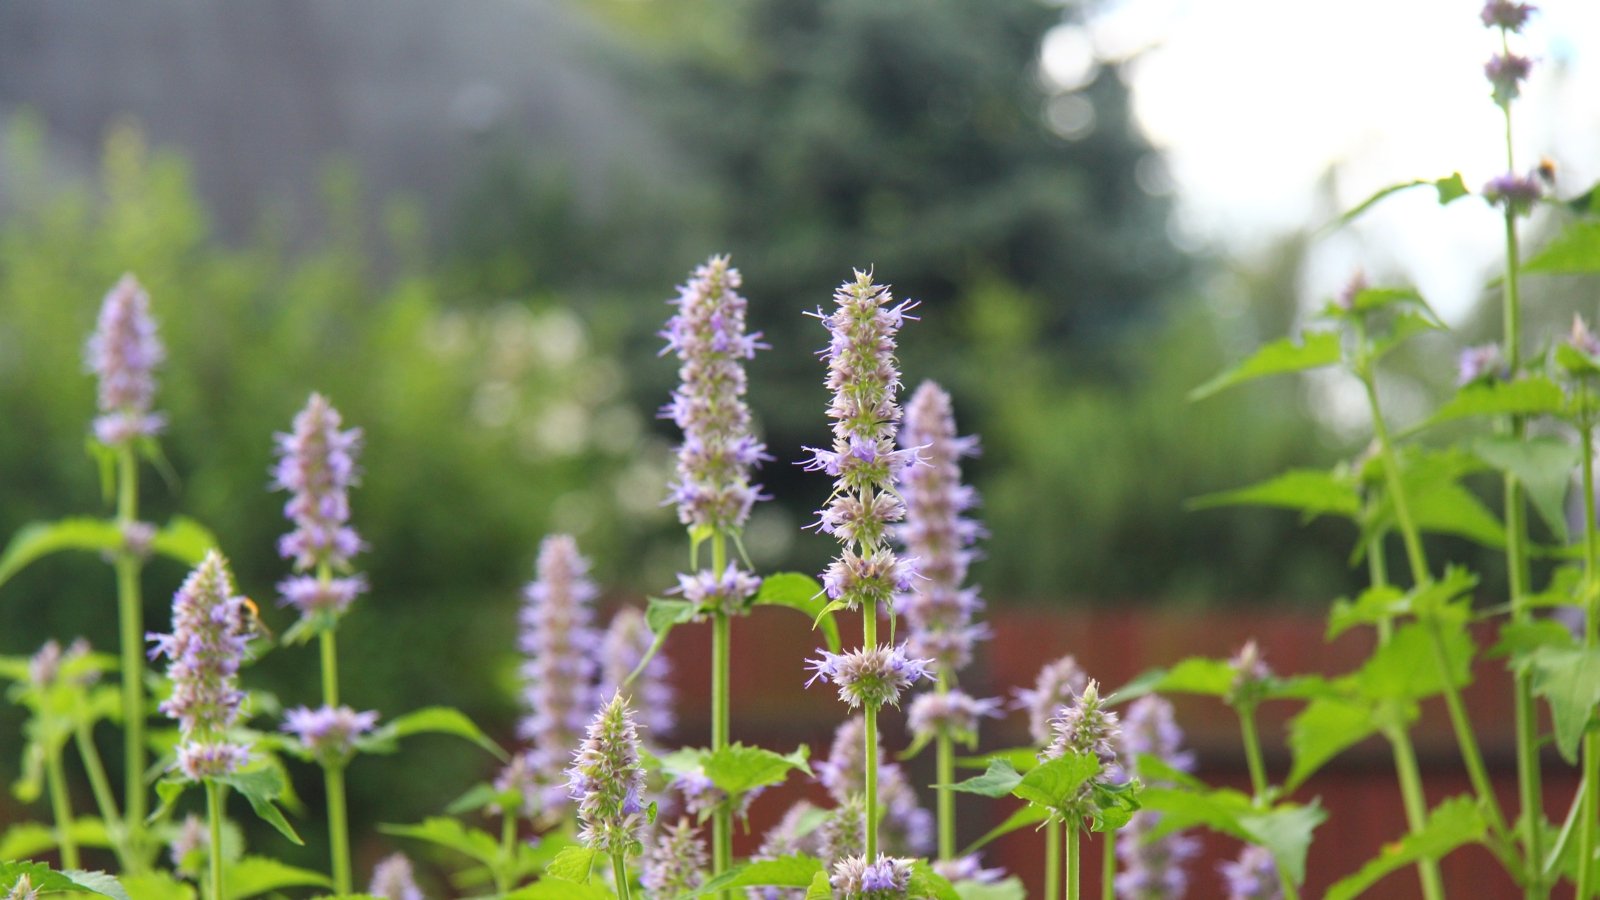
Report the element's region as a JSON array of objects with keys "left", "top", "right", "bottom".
[
  {"left": 946, "top": 759, "right": 1023, "bottom": 798},
  {"left": 1524, "top": 220, "right": 1600, "bottom": 274},
  {"left": 804, "top": 869, "right": 832, "bottom": 900},
  {"left": 952, "top": 876, "right": 1027, "bottom": 900},
  {"left": 752, "top": 572, "right": 840, "bottom": 653},
  {"left": 1286, "top": 697, "right": 1381, "bottom": 790},
  {"left": 0, "top": 863, "right": 129, "bottom": 900},
  {"left": 1236, "top": 802, "right": 1327, "bottom": 887},
  {"left": 908, "top": 860, "right": 961, "bottom": 900},
  {"left": 1324, "top": 796, "right": 1486, "bottom": 900},
  {"left": 1114, "top": 657, "right": 1236, "bottom": 701},
  {"left": 1337, "top": 173, "right": 1469, "bottom": 225},
  {"left": 1422, "top": 376, "right": 1567, "bottom": 429},
  {"left": 0, "top": 518, "right": 122, "bottom": 589},
  {"left": 1330, "top": 568, "right": 1477, "bottom": 638},
  {"left": 222, "top": 856, "right": 330, "bottom": 900},
  {"left": 1528, "top": 645, "right": 1600, "bottom": 763},
  {"left": 1356, "top": 621, "right": 1474, "bottom": 704},
  {"left": 56, "top": 870, "right": 130, "bottom": 900},
  {"left": 690, "top": 855, "right": 824, "bottom": 895},
  {"left": 149, "top": 517, "right": 218, "bottom": 566},
  {"left": 120, "top": 870, "right": 196, "bottom": 900},
  {"left": 1139, "top": 788, "right": 1324, "bottom": 886},
  {"left": 645, "top": 597, "right": 698, "bottom": 634},
  {"left": 362, "top": 706, "right": 505, "bottom": 760},
  {"left": 1188, "top": 469, "right": 1360, "bottom": 521},
  {"left": 542, "top": 846, "right": 600, "bottom": 884},
  {"left": 1012, "top": 752, "right": 1098, "bottom": 811},
  {"left": 502, "top": 880, "right": 611, "bottom": 900},
  {"left": 1494, "top": 620, "right": 1577, "bottom": 662},
  {"left": 1190, "top": 332, "right": 1341, "bottom": 401},
  {"left": 703, "top": 743, "right": 811, "bottom": 796},
  {"left": 1473, "top": 435, "right": 1583, "bottom": 543},
  {"left": 1407, "top": 479, "right": 1506, "bottom": 549},
  {"left": 381, "top": 818, "right": 502, "bottom": 870},
  {"left": 216, "top": 770, "right": 302, "bottom": 846},
  {"left": 1327, "top": 585, "right": 1406, "bottom": 639},
  {"left": 961, "top": 804, "right": 1049, "bottom": 855}
]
